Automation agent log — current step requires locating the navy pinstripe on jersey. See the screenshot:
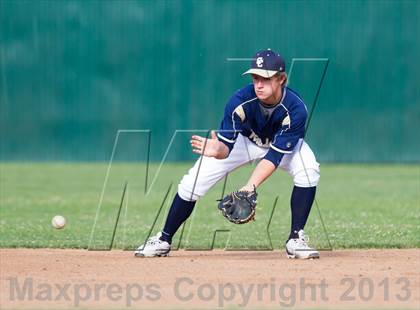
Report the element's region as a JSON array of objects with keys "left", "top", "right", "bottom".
[{"left": 217, "top": 84, "right": 308, "bottom": 167}]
